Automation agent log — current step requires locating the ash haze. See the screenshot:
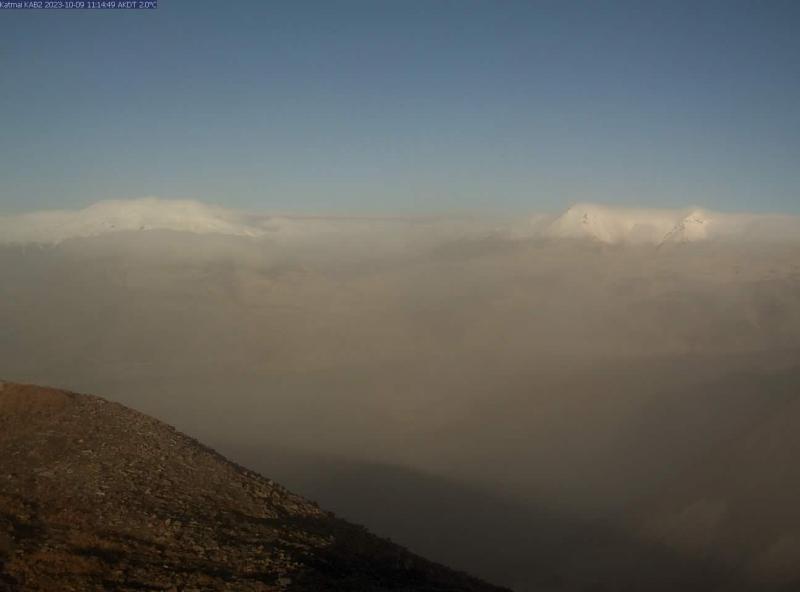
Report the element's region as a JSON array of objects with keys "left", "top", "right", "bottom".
[
  {"left": 2, "top": 198, "right": 800, "bottom": 590},
  {"left": 3, "top": 1, "right": 800, "bottom": 590}
]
